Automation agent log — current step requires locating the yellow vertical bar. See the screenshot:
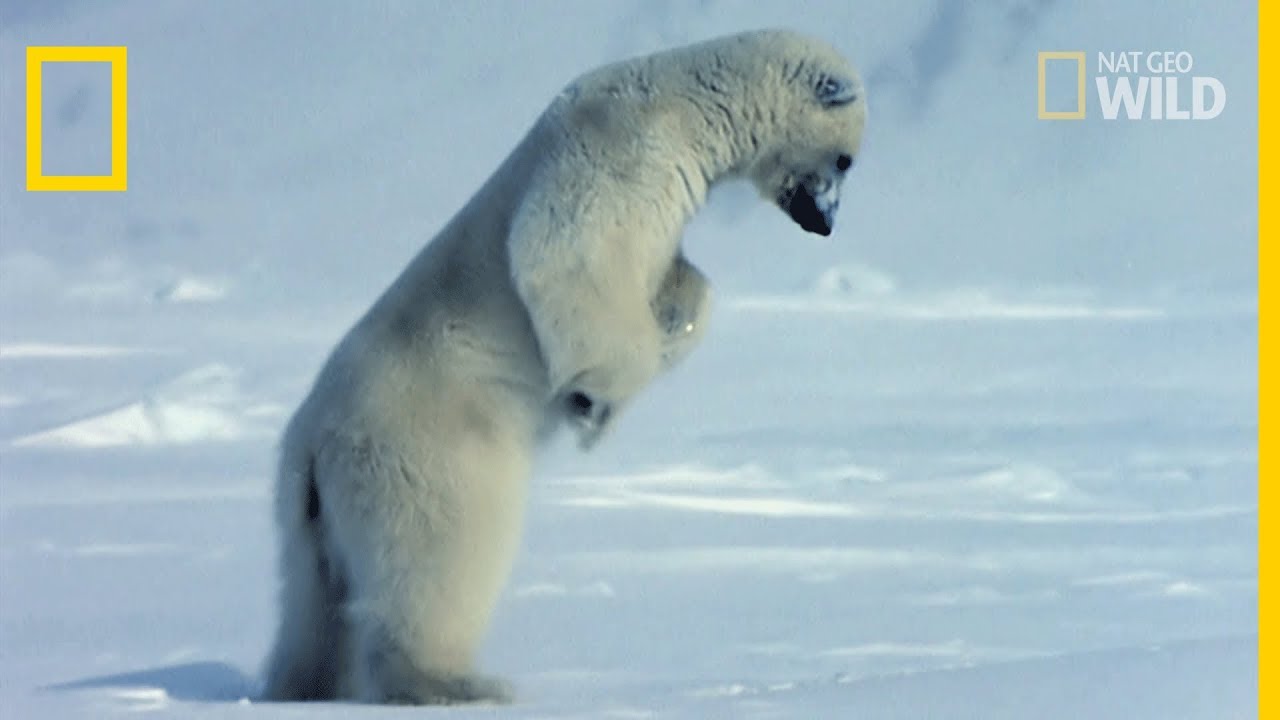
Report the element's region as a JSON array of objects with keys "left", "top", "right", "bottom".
[
  {"left": 110, "top": 47, "right": 127, "bottom": 190},
  {"left": 1037, "top": 53, "right": 1047, "bottom": 118},
  {"left": 1075, "top": 53, "right": 1086, "bottom": 116},
  {"left": 1261, "top": 1, "right": 1271, "bottom": 715},
  {"left": 25, "top": 48, "right": 44, "bottom": 189}
]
